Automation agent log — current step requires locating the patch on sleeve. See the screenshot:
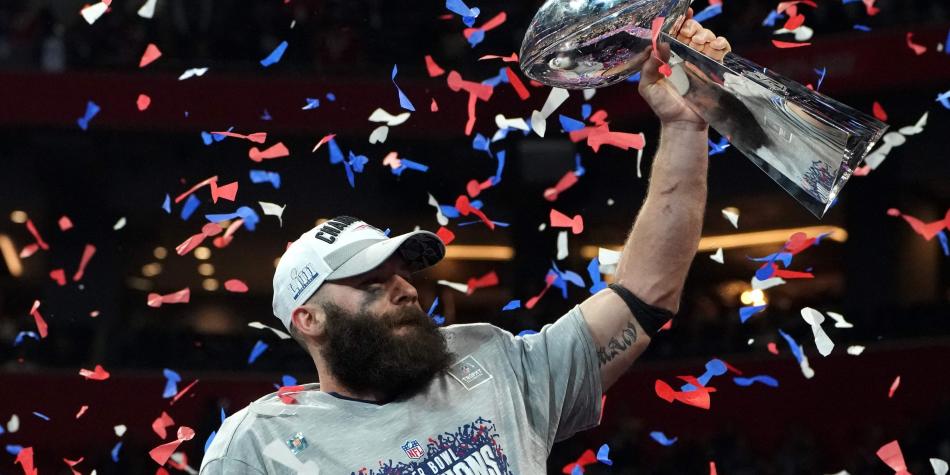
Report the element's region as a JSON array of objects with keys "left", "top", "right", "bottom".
[{"left": 447, "top": 355, "right": 493, "bottom": 390}]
